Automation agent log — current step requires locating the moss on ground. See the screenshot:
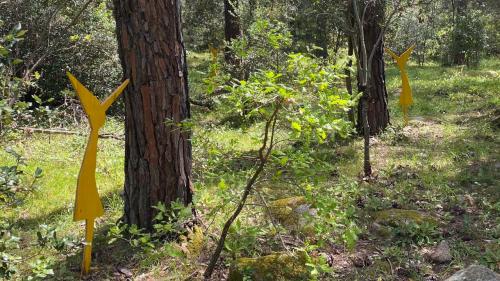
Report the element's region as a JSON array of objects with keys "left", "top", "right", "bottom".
[{"left": 228, "top": 252, "right": 310, "bottom": 281}]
